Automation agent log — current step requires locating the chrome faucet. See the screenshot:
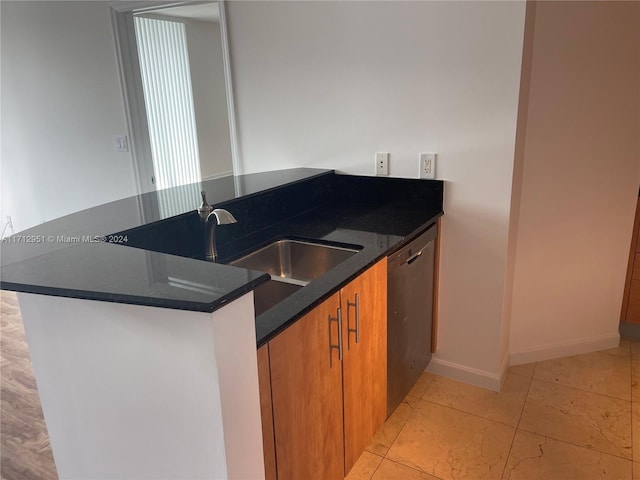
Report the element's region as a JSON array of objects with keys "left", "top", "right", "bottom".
[
  {"left": 199, "top": 191, "right": 237, "bottom": 261},
  {"left": 205, "top": 208, "right": 238, "bottom": 261}
]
